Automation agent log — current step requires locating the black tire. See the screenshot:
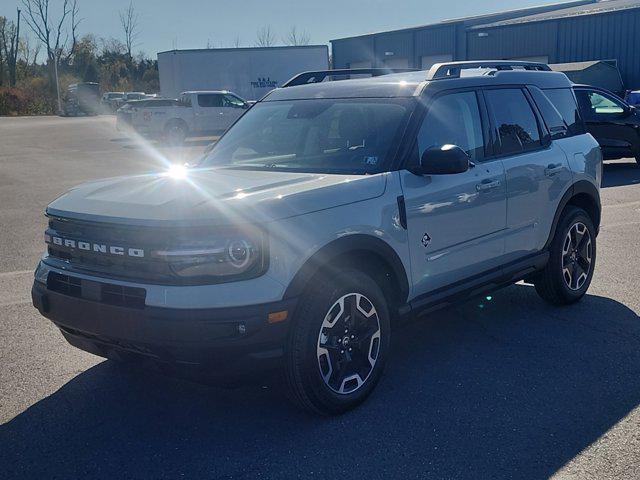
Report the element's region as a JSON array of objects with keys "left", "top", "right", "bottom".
[
  {"left": 284, "top": 269, "right": 391, "bottom": 415},
  {"left": 635, "top": 155, "right": 640, "bottom": 166},
  {"left": 534, "top": 206, "right": 596, "bottom": 305},
  {"left": 164, "top": 120, "right": 188, "bottom": 146}
]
